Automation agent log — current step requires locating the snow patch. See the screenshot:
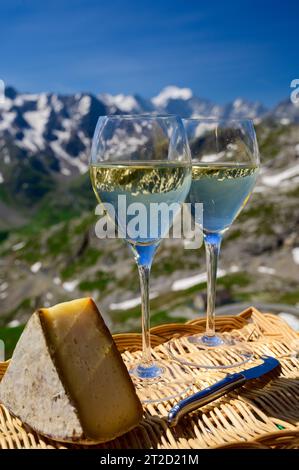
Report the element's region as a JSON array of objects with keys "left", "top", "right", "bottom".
[
  {"left": 4, "top": 153, "right": 10, "bottom": 164},
  {"left": 104, "top": 131, "right": 148, "bottom": 160},
  {"left": 254, "top": 117, "right": 262, "bottom": 125},
  {"left": 8, "top": 319, "right": 21, "bottom": 327},
  {"left": 109, "top": 292, "right": 158, "bottom": 311},
  {"left": 31, "top": 261, "right": 42, "bottom": 273},
  {"left": 257, "top": 266, "right": 276, "bottom": 275},
  {"left": 191, "top": 122, "right": 217, "bottom": 139},
  {"left": 109, "top": 297, "right": 141, "bottom": 311},
  {"left": 0, "top": 96, "right": 13, "bottom": 111},
  {"left": 51, "top": 95, "right": 63, "bottom": 113},
  {"left": 17, "top": 131, "right": 40, "bottom": 152},
  {"left": 278, "top": 313, "right": 299, "bottom": 331},
  {"left": 102, "top": 93, "right": 138, "bottom": 112},
  {"left": 14, "top": 96, "right": 24, "bottom": 107},
  {"left": 23, "top": 98, "right": 51, "bottom": 151},
  {"left": 230, "top": 265, "right": 239, "bottom": 273},
  {"left": 61, "top": 118, "right": 72, "bottom": 131},
  {"left": 152, "top": 86, "right": 193, "bottom": 107},
  {"left": 12, "top": 241, "right": 26, "bottom": 251},
  {"left": 24, "top": 107, "right": 50, "bottom": 134},
  {"left": 0, "top": 111, "right": 16, "bottom": 131},
  {"left": 262, "top": 164, "right": 299, "bottom": 187},
  {"left": 78, "top": 130, "right": 91, "bottom": 148},
  {"left": 37, "top": 93, "right": 48, "bottom": 109},
  {"left": 78, "top": 95, "right": 91, "bottom": 116},
  {"left": 0, "top": 282, "right": 8, "bottom": 292},
  {"left": 233, "top": 98, "right": 243, "bottom": 109},
  {"left": 50, "top": 141, "right": 88, "bottom": 174},
  {"left": 53, "top": 276, "right": 61, "bottom": 285},
  {"left": 201, "top": 152, "right": 225, "bottom": 163},
  {"left": 171, "top": 269, "right": 226, "bottom": 292},
  {"left": 292, "top": 247, "right": 299, "bottom": 265},
  {"left": 62, "top": 280, "right": 79, "bottom": 292},
  {"left": 254, "top": 185, "right": 268, "bottom": 193},
  {"left": 61, "top": 167, "right": 71, "bottom": 176}
]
